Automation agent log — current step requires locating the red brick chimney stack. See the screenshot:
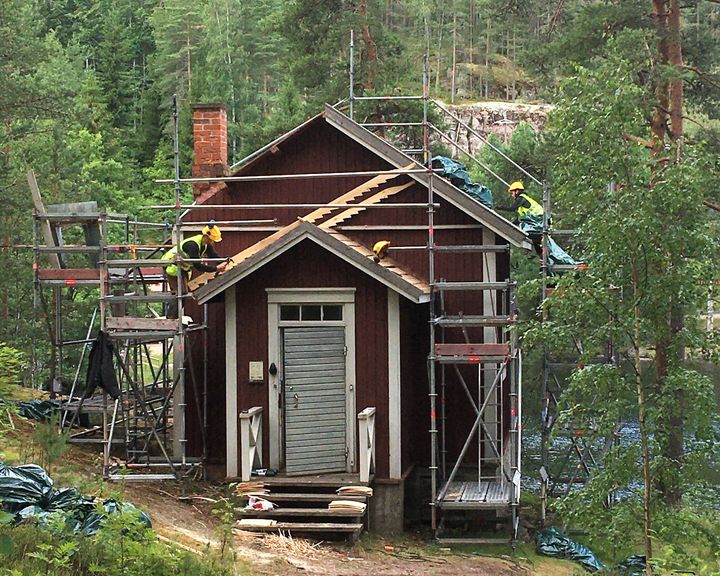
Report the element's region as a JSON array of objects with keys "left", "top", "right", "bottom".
[{"left": 191, "top": 103, "right": 228, "bottom": 198}]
